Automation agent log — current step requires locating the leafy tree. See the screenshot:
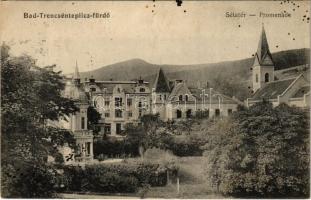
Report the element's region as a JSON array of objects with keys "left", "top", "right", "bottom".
[
  {"left": 203, "top": 101, "right": 309, "bottom": 197},
  {"left": 1, "top": 44, "right": 78, "bottom": 197},
  {"left": 87, "top": 106, "right": 101, "bottom": 135}
]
